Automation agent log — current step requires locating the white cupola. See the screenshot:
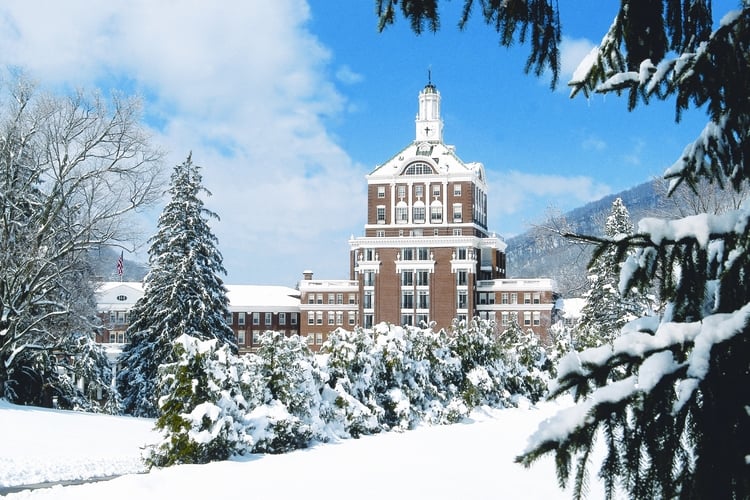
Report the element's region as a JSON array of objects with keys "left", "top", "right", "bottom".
[{"left": 415, "top": 78, "right": 443, "bottom": 143}]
